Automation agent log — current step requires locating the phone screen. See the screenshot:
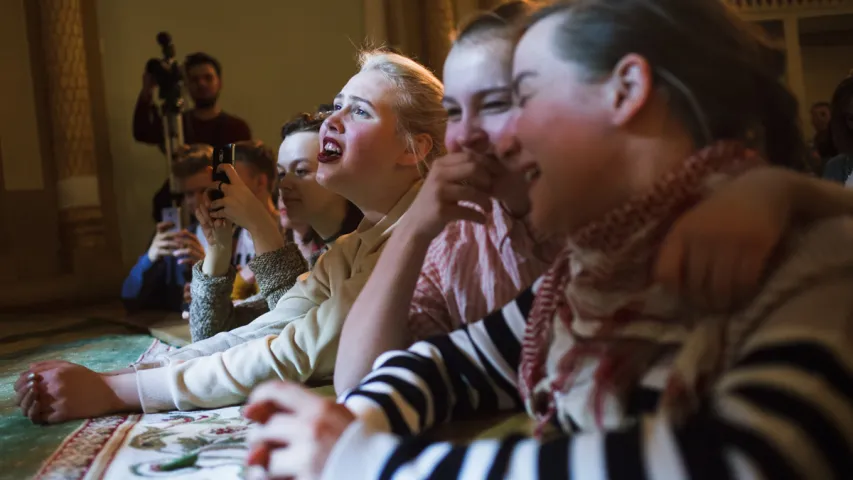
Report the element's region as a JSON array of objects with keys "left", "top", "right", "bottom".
[{"left": 161, "top": 206, "right": 183, "bottom": 232}]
